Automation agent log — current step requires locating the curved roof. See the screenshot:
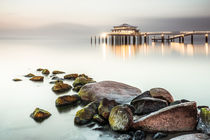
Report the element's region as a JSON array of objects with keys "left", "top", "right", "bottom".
[{"left": 114, "top": 23, "right": 137, "bottom": 28}]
